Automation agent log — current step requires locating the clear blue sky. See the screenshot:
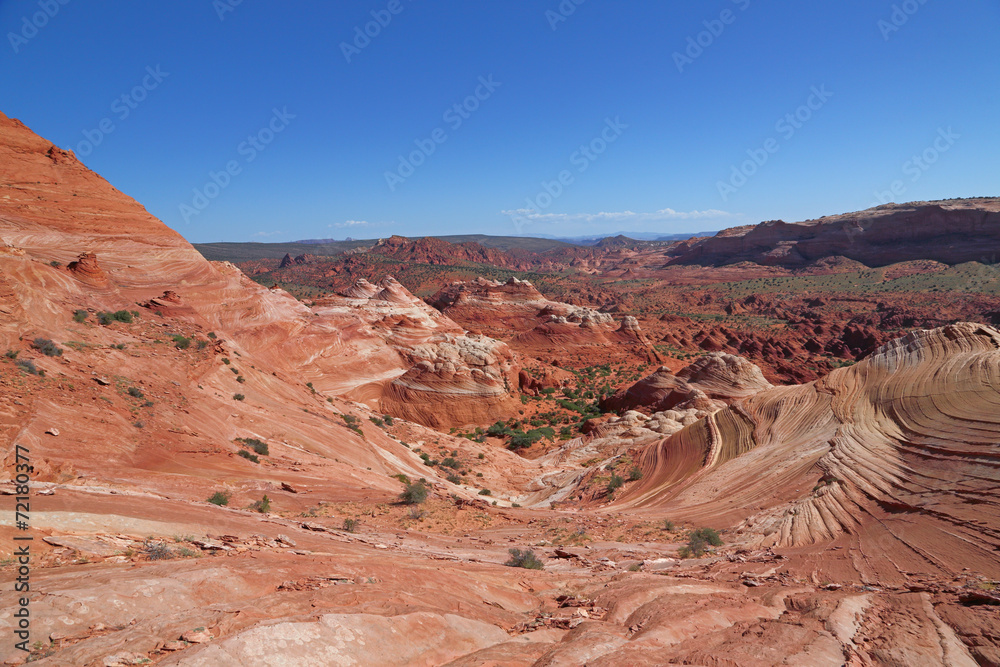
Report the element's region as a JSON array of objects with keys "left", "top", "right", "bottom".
[{"left": 2, "top": 0, "right": 997, "bottom": 242}]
